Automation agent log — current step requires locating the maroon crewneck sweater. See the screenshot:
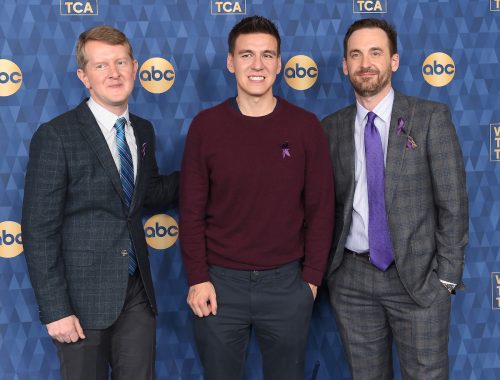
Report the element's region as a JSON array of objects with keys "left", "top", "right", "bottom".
[{"left": 180, "top": 97, "right": 334, "bottom": 286}]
